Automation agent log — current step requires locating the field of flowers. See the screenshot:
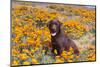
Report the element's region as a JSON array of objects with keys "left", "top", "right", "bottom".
[{"left": 11, "top": 1, "right": 96, "bottom": 66}]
